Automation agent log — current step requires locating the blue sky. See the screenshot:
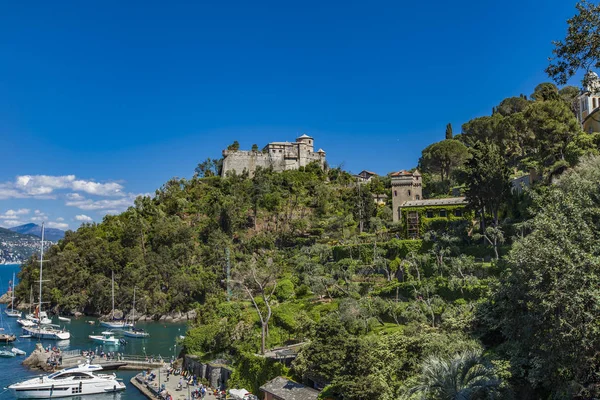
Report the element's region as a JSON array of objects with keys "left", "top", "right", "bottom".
[{"left": 0, "top": 0, "right": 583, "bottom": 230}]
